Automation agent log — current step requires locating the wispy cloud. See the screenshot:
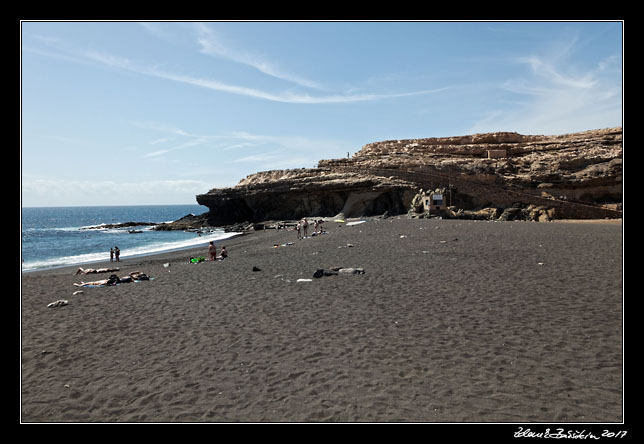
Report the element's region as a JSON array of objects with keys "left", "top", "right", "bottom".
[
  {"left": 22, "top": 177, "right": 213, "bottom": 206},
  {"left": 232, "top": 153, "right": 281, "bottom": 163},
  {"left": 149, "top": 138, "right": 170, "bottom": 145},
  {"left": 469, "top": 39, "right": 621, "bottom": 135},
  {"left": 139, "top": 22, "right": 175, "bottom": 42},
  {"left": 30, "top": 34, "right": 445, "bottom": 105},
  {"left": 142, "top": 149, "right": 170, "bottom": 158},
  {"left": 130, "top": 121, "right": 199, "bottom": 138},
  {"left": 141, "top": 137, "right": 209, "bottom": 158},
  {"left": 132, "top": 120, "right": 352, "bottom": 169},
  {"left": 511, "top": 55, "right": 598, "bottom": 91},
  {"left": 146, "top": 64, "right": 446, "bottom": 104},
  {"left": 194, "top": 23, "right": 322, "bottom": 90}
]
